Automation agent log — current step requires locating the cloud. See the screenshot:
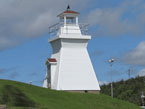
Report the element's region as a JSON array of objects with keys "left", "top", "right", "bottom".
[
  {"left": 90, "top": 50, "right": 104, "bottom": 57},
  {"left": 0, "top": 67, "right": 16, "bottom": 74},
  {"left": 2, "top": 0, "right": 145, "bottom": 51},
  {"left": 0, "top": 68, "right": 6, "bottom": 74},
  {"left": 8, "top": 71, "right": 19, "bottom": 79},
  {"left": 120, "top": 41, "right": 145, "bottom": 66},
  {"left": 86, "top": 0, "right": 145, "bottom": 37},
  {"left": 138, "top": 69, "right": 145, "bottom": 77},
  {"left": 33, "top": 80, "right": 43, "bottom": 84},
  {"left": 0, "top": 67, "right": 19, "bottom": 79},
  {"left": 29, "top": 72, "right": 38, "bottom": 76},
  {"left": 99, "top": 80, "right": 108, "bottom": 86},
  {"left": 0, "top": 0, "right": 91, "bottom": 50},
  {"left": 111, "top": 70, "right": 123, "bottom": 76}
]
